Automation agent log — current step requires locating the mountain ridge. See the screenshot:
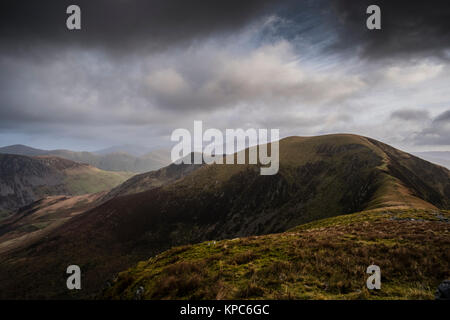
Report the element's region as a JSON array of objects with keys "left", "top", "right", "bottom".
[
  {"left": 0, "top": 144, "right": 171, "bottom": 173},
  {"left": 0, "top": 134, "right": 448, "bottom": 299}
]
